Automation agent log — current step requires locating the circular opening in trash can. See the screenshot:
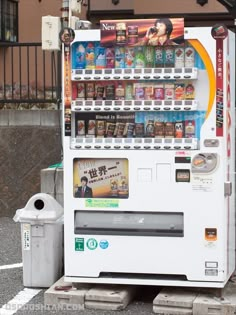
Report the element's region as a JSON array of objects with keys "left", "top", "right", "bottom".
[{"left": 34, "top": 199, "right": 44, "bottom": 210}]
